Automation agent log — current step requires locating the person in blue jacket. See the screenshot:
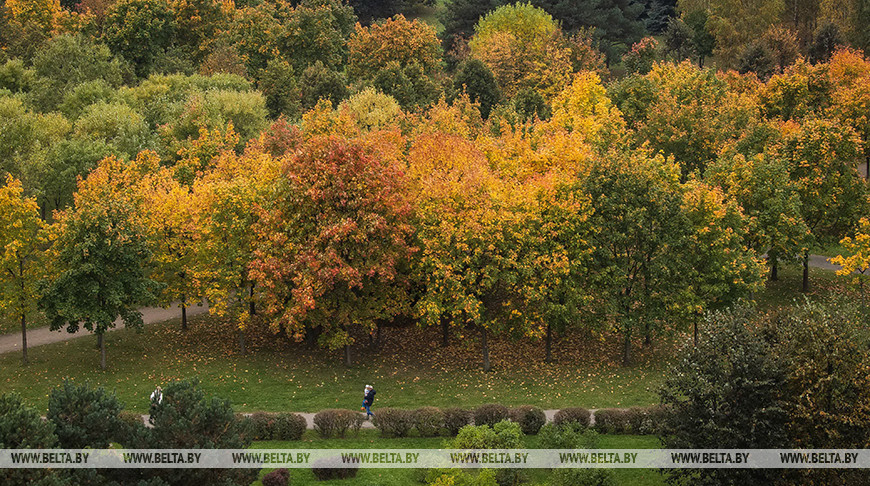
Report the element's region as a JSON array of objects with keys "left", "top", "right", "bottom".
[{"left": 363, "top": 385, "right": 376, "bottom": 419}]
